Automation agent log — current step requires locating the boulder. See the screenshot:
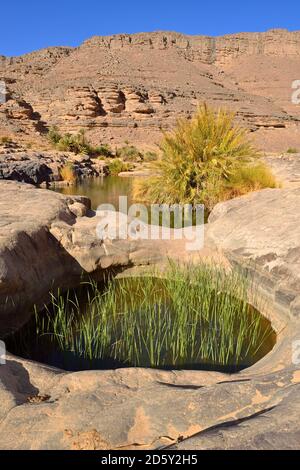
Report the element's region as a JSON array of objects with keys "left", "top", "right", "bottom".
[
  {"left": 207, "top": 188, "right": 300, "bottom": 318},
  {"left": 0, "top": 160, "right": 53, "bottom": 185}
]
